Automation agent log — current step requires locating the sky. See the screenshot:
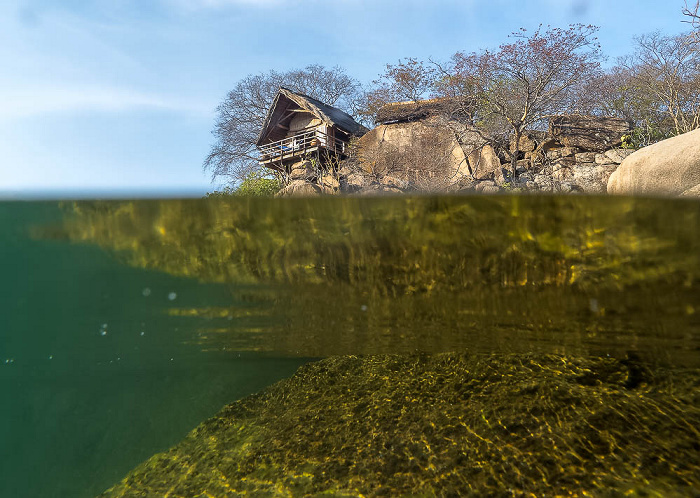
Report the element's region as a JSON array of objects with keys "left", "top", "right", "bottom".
[{"left": 0, "top": 0, "right": 694, "bottom": 199}]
